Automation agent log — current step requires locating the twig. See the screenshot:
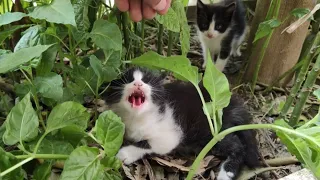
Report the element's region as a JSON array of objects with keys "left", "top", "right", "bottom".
[
  {"left": 142, "top": 158, "right": 156, "bottom": 180},
  {"left": 265, "top": 156, "right": 299, "bottom": 167}
]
